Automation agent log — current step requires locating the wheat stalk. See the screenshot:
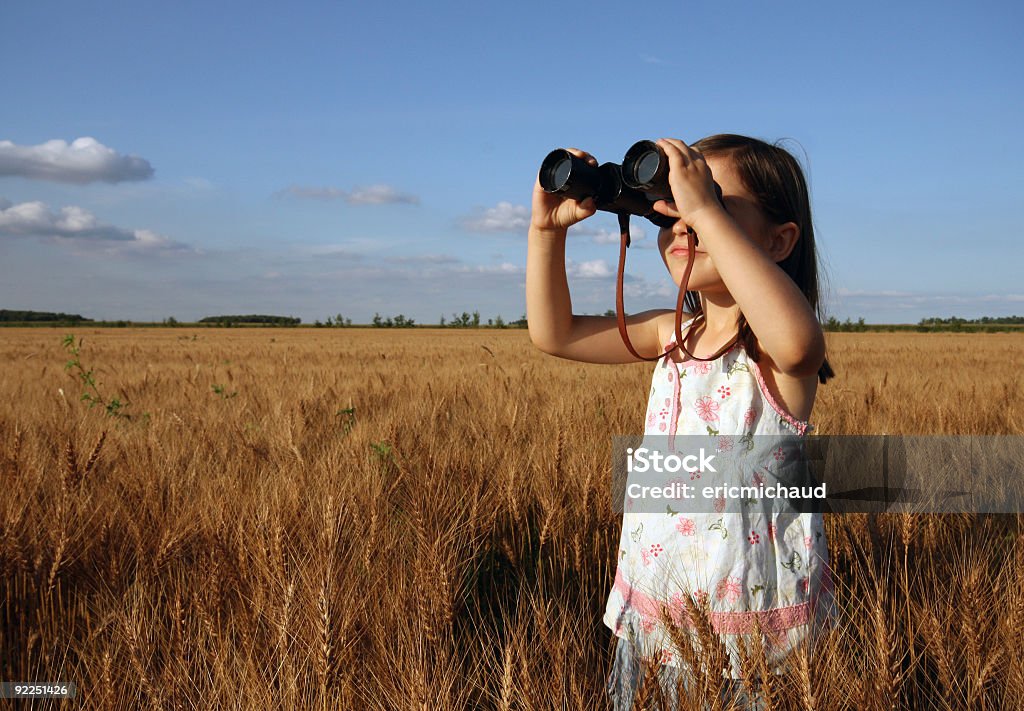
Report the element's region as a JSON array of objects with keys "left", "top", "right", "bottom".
[
  {"left": 83, "top": 429, "right": 107, "bottom": 479},
  {"left": 101, "top": 644, "right": 114, "bottom": 708},
  {"left": 870, "top": 593, "right": 898, "bottom": 710},
  {"left": 659, "top": 602, "right": 702, "bottom": 692},
  {"left": 123, "top": 612, "right": 159, "bottom": 709},
  {"left": 744, "top": 618, "right": 778, "bottom": 711},
  {"left": 46, "top": 490, "right": 68, "bottom": 594},
  {"left": 317, "top": 576, "right": 333, "bottom": 704},
  {"left": 1003, "top": 561, "right": 1024, "bottom": 699},
  {"left": 3, "top": 424, "right": 23, "bottom": 478},
  {"left": 794, "top": 639, "right": 816, "bottom": 711},
  {"left": 922, "top": 609, "right": 954, "bottom": 695},
  {"left": 499, "top": 641, "right": 515, "bottom": 711},
  {"left": 277, "top": 577, "right": 296, "bottom": 703},
  {"left": 681, "top": 590, "right": 729, "bottom": 703},
  {"left": 62, "top": 437, "right": 79, "bottom": 488}
]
